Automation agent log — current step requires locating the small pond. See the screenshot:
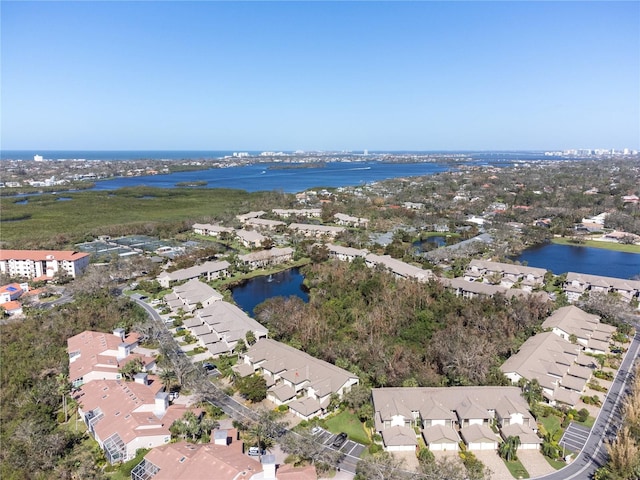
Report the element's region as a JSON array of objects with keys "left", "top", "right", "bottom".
[{"left": 231, "top": 267, "right": 308, "bottom": 317}]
